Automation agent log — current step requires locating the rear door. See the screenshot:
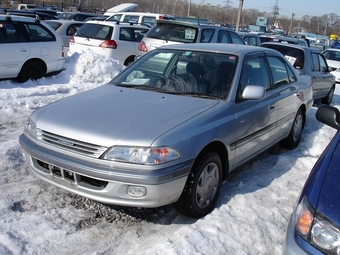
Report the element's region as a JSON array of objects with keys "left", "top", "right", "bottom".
[
  {"left": 0, "top": 21, "right": 30, "bottom": 78},
  {"left": 310, "top": 52, "right": 334, "bottom": 99}
]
